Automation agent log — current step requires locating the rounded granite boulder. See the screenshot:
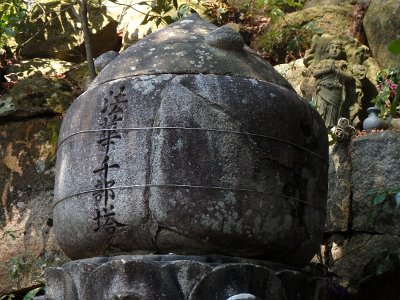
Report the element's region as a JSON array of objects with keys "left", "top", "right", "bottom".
[{"left": 53, "top": 14, "right": 328, "bottom": 266}]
